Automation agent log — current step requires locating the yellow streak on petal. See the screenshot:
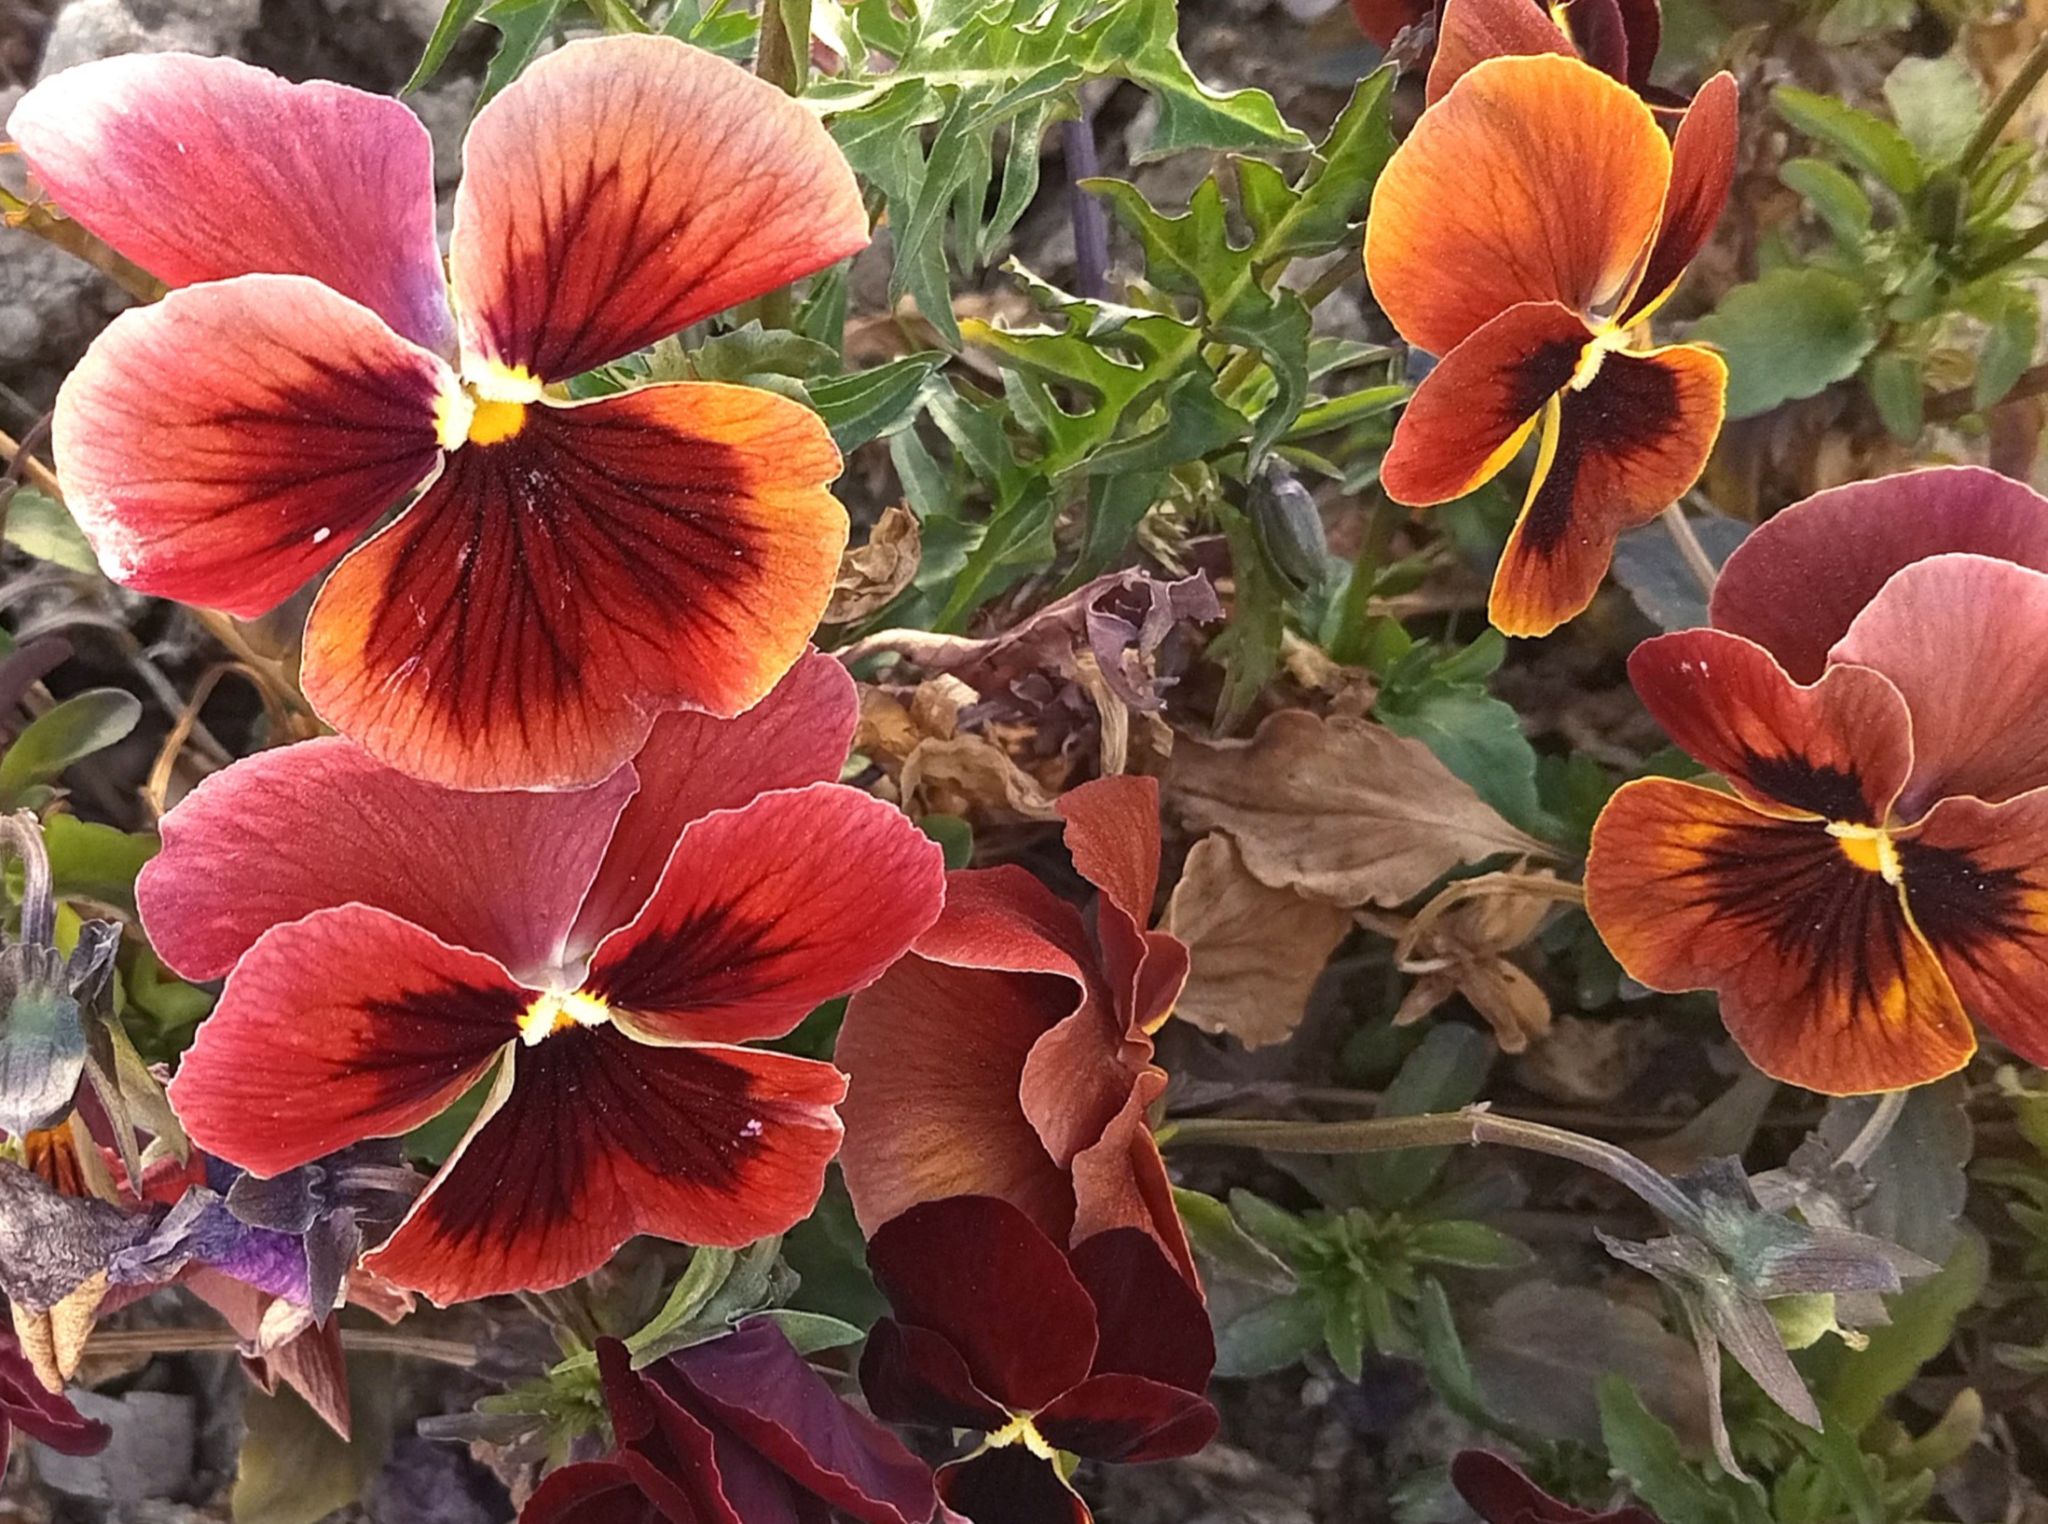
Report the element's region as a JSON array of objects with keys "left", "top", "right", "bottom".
[
  {"left": 1827, "top": 821, "right": 1902, "bottom": 884},
  {"left": 984, "top": 1411, "right": 1059, "bottom": 1462},
  {"left": 1569, "top": 326, "right": 1634, "bottom": 392},
  {"left": 518, "top": 989, "right": 612, "bottom": 1046}
]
